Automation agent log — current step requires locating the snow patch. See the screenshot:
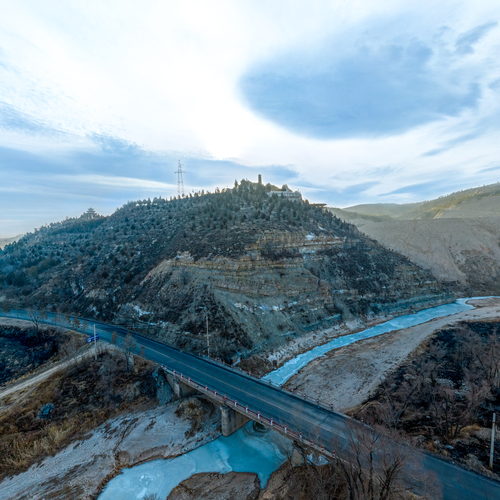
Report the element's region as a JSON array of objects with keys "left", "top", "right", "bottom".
[{"left": 133, "top": 305, "right": 152, "bottom": 317}]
